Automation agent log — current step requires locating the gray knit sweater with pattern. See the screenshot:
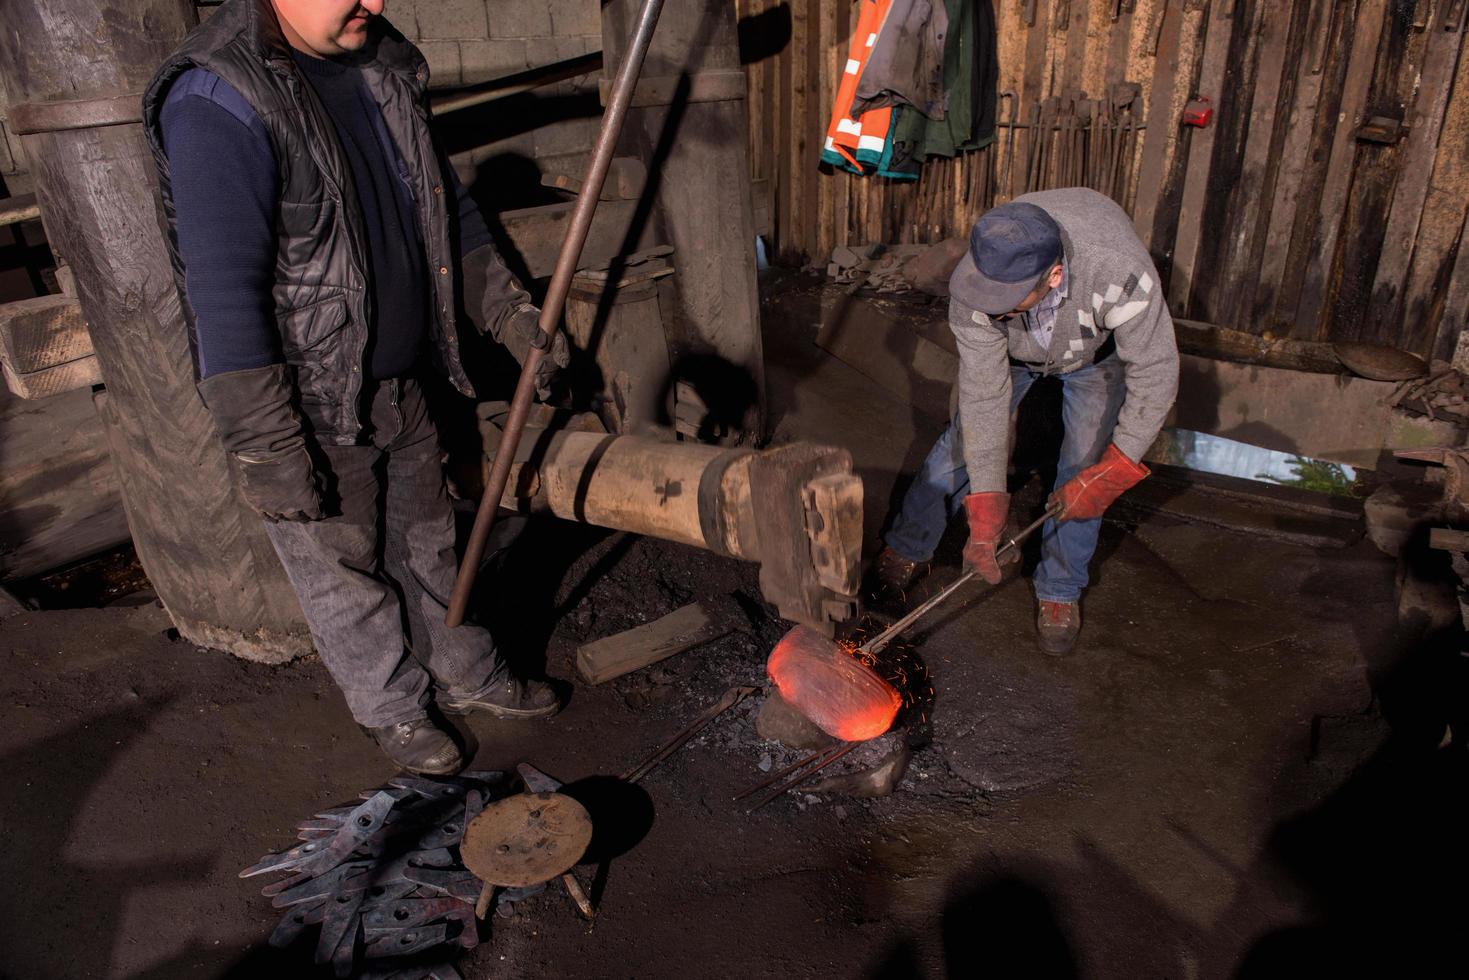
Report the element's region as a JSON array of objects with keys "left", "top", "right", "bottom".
[{"left": 949, "top": 187, "right": 1180, "bottom": 492}]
